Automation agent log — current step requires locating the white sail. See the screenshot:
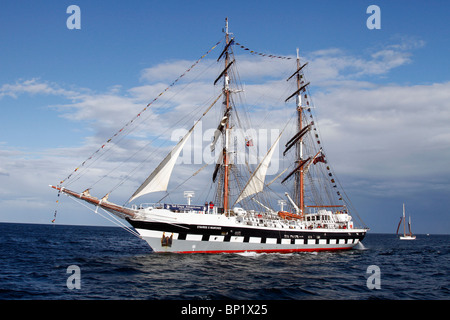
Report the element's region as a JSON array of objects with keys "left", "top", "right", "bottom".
[
  {"left": 129, "top": 127, "right": 194, "bottom": 203},
  {"left": 128, "top": 94, "right": 221, "bottom": 203},
  {"left": 235, "top": 133, "right": 282, "bottom": 204}
]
